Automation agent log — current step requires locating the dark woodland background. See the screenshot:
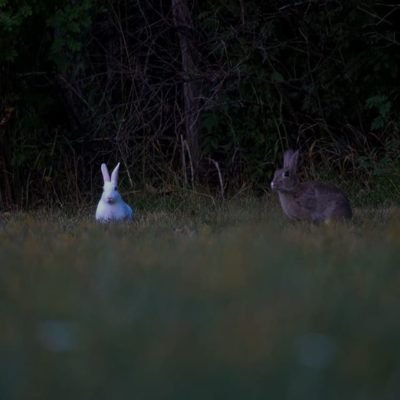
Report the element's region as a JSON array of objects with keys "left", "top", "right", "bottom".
[{"left": 1, "top": 0, "right": 400, "bottom": 208}]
